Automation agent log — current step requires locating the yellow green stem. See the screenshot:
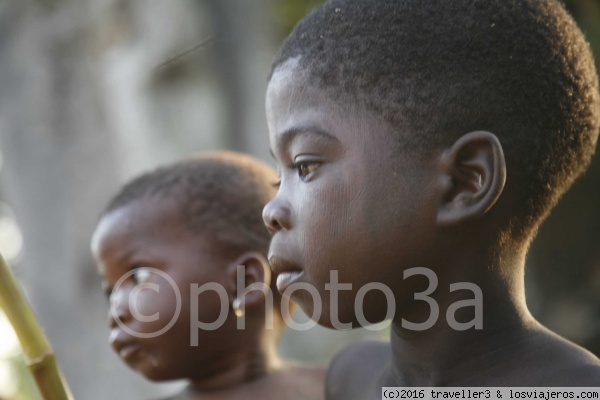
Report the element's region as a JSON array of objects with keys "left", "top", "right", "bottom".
[{"left": 0, "top": 252, "right": 73, "bottom": 400}]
